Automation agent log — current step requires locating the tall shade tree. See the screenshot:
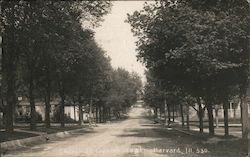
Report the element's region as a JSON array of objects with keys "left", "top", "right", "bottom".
[
  {"left": 1, "top": 1, "right": 25, "bottom": 132},
  {"left": 1, "top": 1, "right": 112, "bottom": 131},
  {"left": 127, "top": 0, "right": 249, "bottom": 135}
]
